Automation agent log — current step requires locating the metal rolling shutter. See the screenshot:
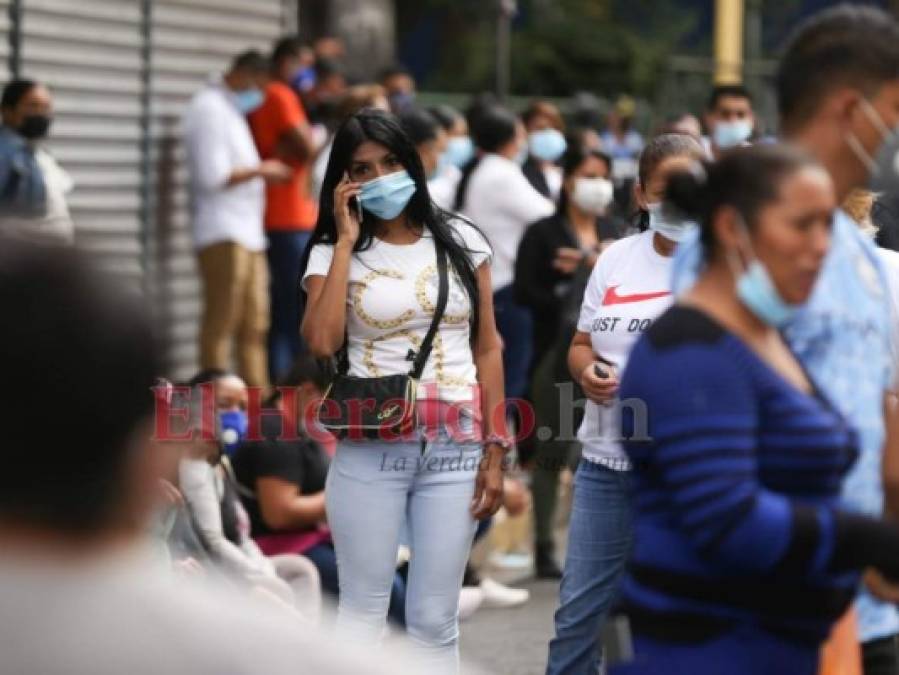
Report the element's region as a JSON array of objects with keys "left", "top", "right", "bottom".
[
  {"left": 19, "top": 0, "right": 145, "bottom": 287},
  {"left": 151, "top": 0, "right": 287, "bottom": 381},
  {"left": 0, "top": 0, "right": 12, "bottom": 83}
]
